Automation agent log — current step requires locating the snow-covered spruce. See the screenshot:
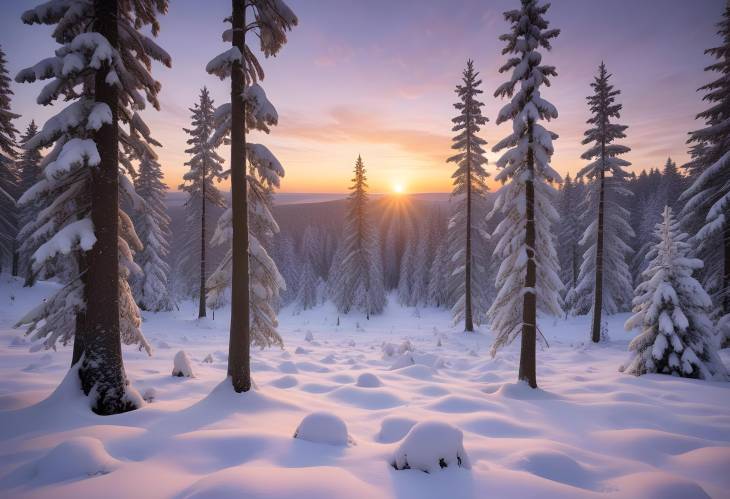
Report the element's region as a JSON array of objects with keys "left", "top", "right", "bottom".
[
  {"left": 178, "top": 87, "right": 225, "bottom": 318},
  {"left": 205, "top": 127, "right": 287, "bottom": 348},
  {"left": 15, "top": 121, "right": 43, "bottom": 284},
  {"left": 392, "top": 421, "right": 470, "bottom": 473},
  {"left": 205, "top": 2, "right": 296, "bottom": 390},
  {"left": 680, "top": 3, "right": 730, "bottom": 326},
  {"left": 331, "top": 156, "right": 386, "bottom": 319},
  {"left": 130, "top": 140, "right": 173, "bottom": 312},
  {"left": 572, "top": 63, "right": 634, "bottom": 341},
  {"left": 445, "top": 60, "right": 491, "bottom": 331},
  {"left": 622, "top": 206, "right": 728, "bottom": 380},
  {"left": 488, "top": 0, "right": 563, "bottom": 388},
  {"left": 293, "top": 411, "right": 351, "bottom": 446},
  {"left": 557, "top": 174, "right": 585, "bottom": 314},
  {"left": 0, "top": 44, "right": 20, "bottom": 275},
  {"left": 172, "top": 350, "right": 195, "bottom": 378},
  {"left": 14, "top": 0, "right": 170, "bottom": 414},
  {"left": 295, "top": 226, "right": 325, "bottom": 311}
]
